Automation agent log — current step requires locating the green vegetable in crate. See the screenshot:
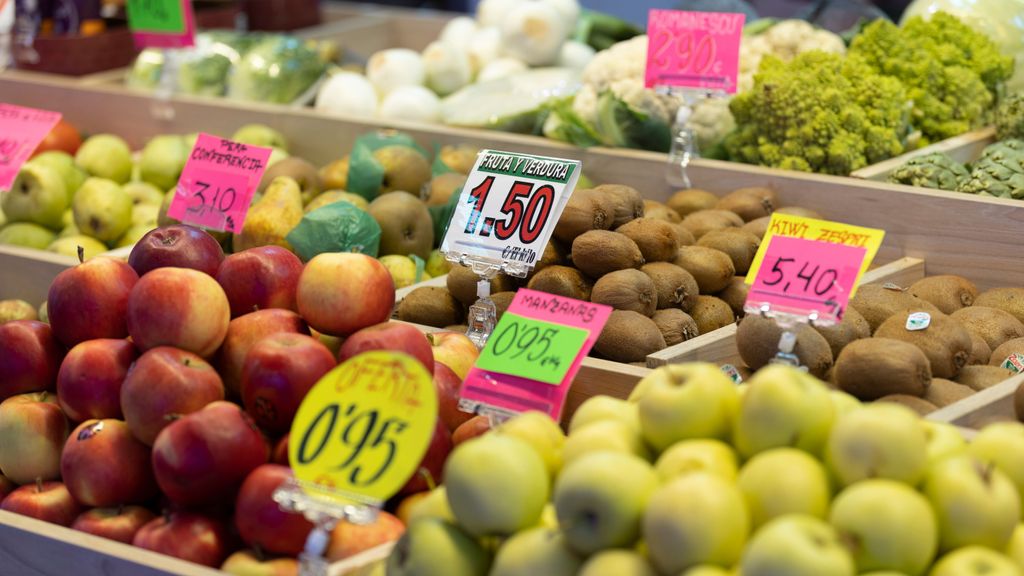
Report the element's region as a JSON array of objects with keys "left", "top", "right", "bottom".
[
  {"left": 888, "top": 153, "right": 969, "bottom": 191},
  {"left": 996, "top": 94, "right": 1024, "bottom": 141},
  {"left": 723, "top": 51, "right": 910, "bottom": 175},
  {"left": 227, "top": 36, "right": 328, "bottom": 104},
  {"left": 957, "top": 150, "right": 1024, "bottom": 199},
  {"left": 126, "top": 49, "right": 165, "bottom": 91},
  {"left": 441, "top": 68, "right": 582, "bottom": 134}
]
